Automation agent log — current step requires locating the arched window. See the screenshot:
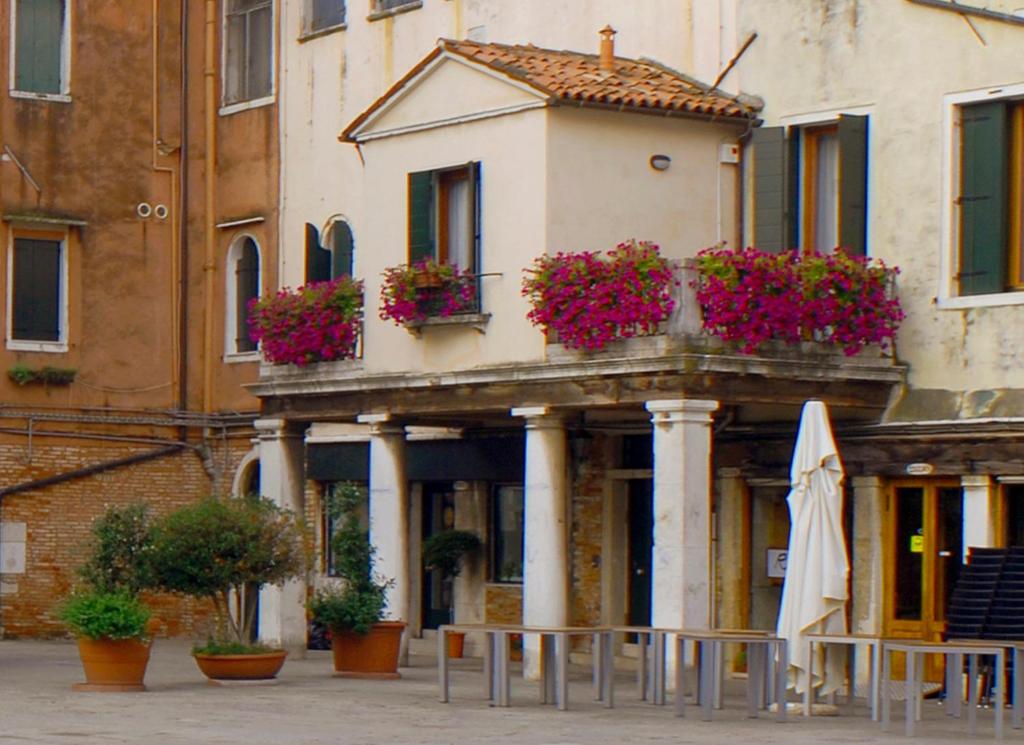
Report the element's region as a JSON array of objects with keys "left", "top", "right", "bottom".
[
  {"left": 226, "top": 236, "right": 261, "bottom": 356},
  {"left": 305, "top": 219, "right": 354, "bottom": 282}
]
